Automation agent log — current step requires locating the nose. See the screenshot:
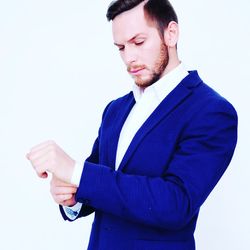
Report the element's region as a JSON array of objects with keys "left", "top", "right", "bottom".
[{"left": 122, "top": 46, "right": 137, "bottom": 66}]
